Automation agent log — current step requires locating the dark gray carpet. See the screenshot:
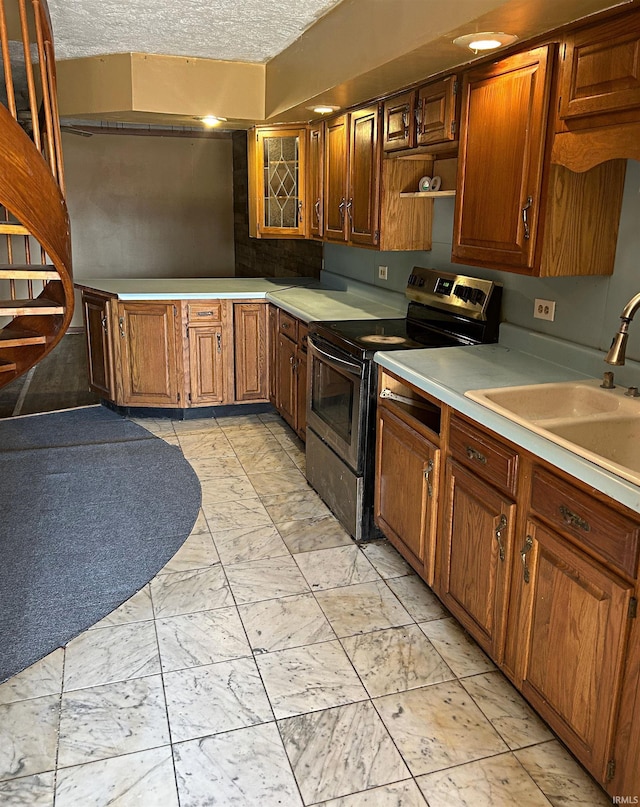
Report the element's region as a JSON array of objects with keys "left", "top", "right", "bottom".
[{"left": 0, "top": 405, "right": 202, "bottom": 683}]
